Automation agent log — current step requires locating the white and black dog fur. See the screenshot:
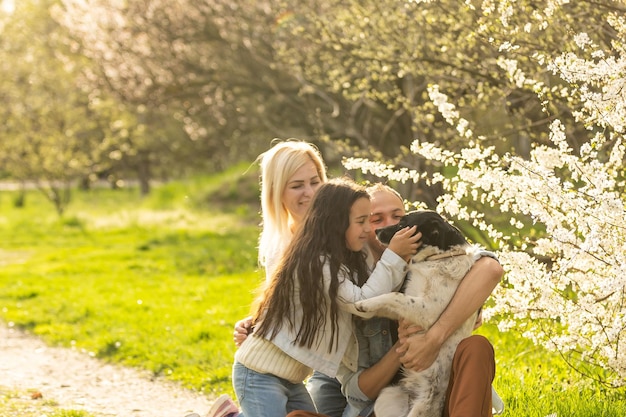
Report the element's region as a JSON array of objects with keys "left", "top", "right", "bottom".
[{"left": 350, "top": 210, "right": 483, "bottom": 417}]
